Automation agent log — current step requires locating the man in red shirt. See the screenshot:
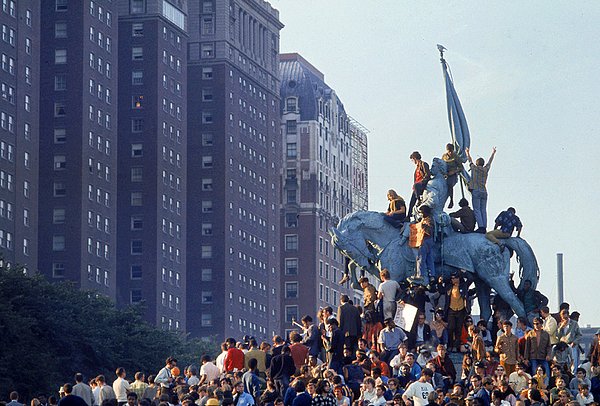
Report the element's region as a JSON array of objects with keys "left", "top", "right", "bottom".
[
  {"left": 407, "top": 151, "right": 430, "bottom": 219},
  {"left": 224, "top": 338, "right": 245, "bottom": 372},
  {"left": 289, "top": 331, "right": 309, "bottom": 370}
]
